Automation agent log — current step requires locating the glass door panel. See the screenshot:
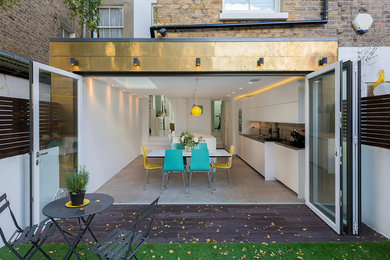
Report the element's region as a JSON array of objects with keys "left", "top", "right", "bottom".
[
  {"left": 31, "top": 62, "right": 82, "bottom": 223},
  {"left": 306, "top": 62, "right": 341, "bottom": 234},
  {"left": 309, "top": 71, "right": 337, "bottom": 222}
]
